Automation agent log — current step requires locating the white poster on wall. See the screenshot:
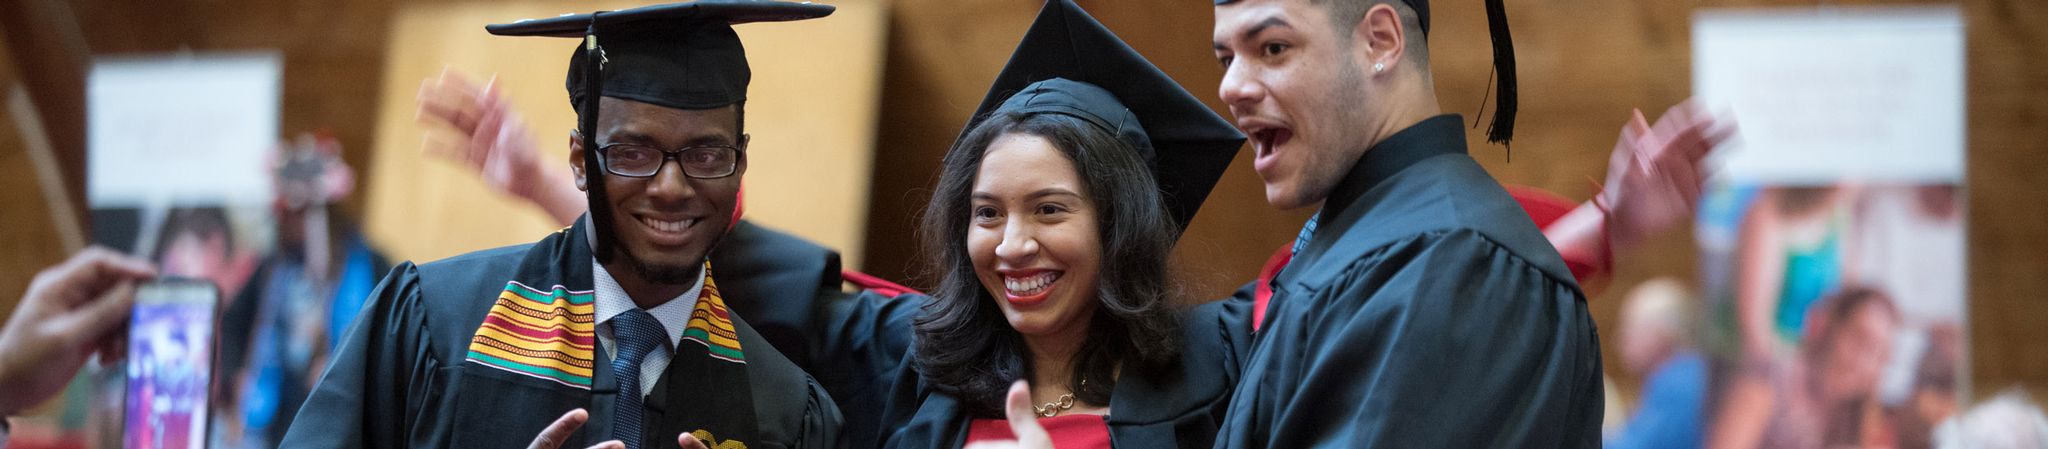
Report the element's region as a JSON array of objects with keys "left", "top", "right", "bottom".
[
  {"left": 88, "top": 52, "right": 282, "bottom": 207},
  {"left": 1693, "top": 6, "right": 1964, "bottom": 185},
  {"left": 1676, "top": 7, "right": 1967, "bottom": 449}
]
